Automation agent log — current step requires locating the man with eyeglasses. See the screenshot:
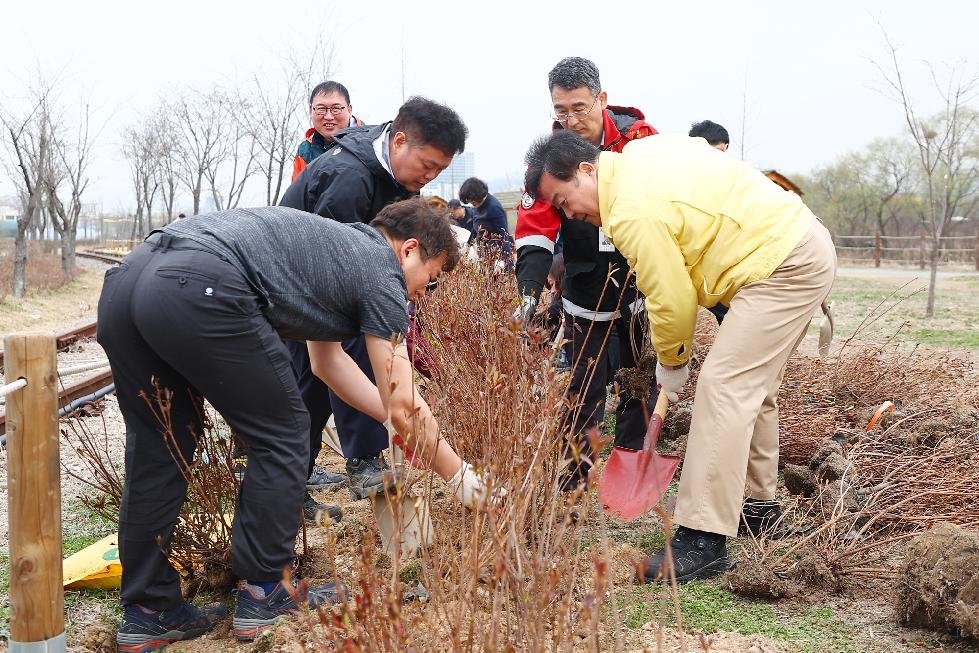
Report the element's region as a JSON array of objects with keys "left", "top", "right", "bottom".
[
  {"left": 280, "top": 96, "right": 469, "bottom": 509},
  {"left": 292, "top": 80, "right": 363, "bottom": 181},
  {"left": 514, "top": 56, "right": 659, "bottom": 494}
]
